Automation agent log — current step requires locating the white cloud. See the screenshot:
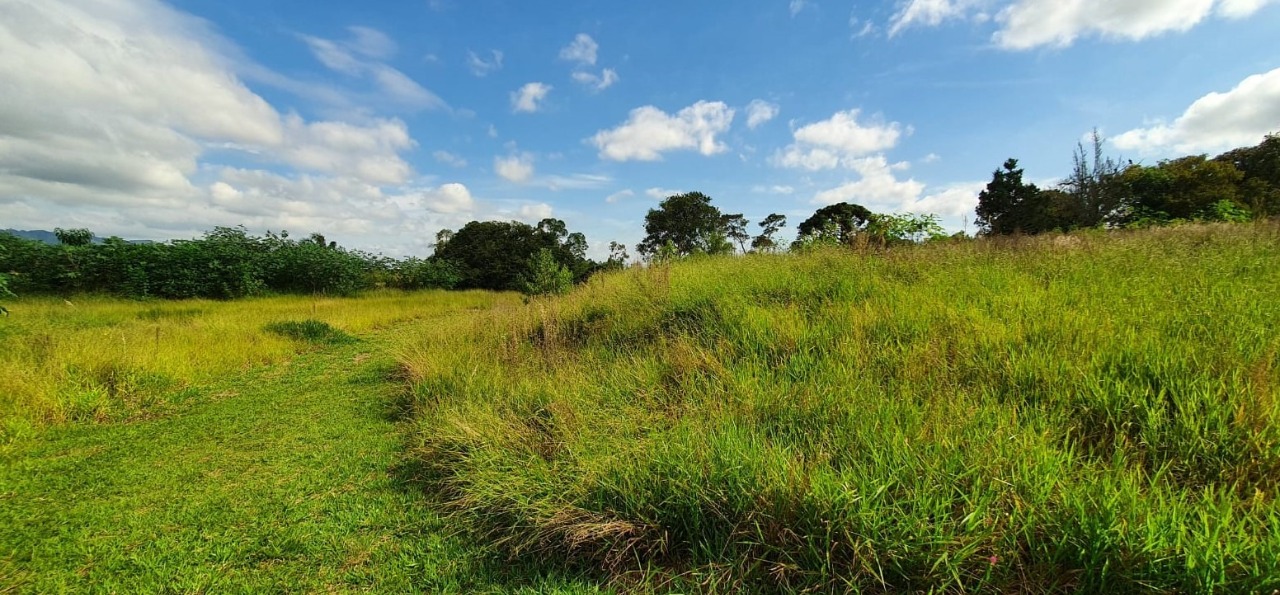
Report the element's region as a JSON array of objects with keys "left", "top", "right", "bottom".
[
  {"left": 746, "top": 100, "right": 780, "bottom": 129},
  {"left": 559, "top": 34, "right": 599, "bottom": 66},
  {"left": 1217, "top": 0, "right": 1280, "bottom": 17},
  {"left": 886, "top": 0, "right": 1277, "bottom": 48},
  {"left": 752, "top": 185, "right": 796, "bottom": 195},
  {"left": 433, "top": 150, "right": 468, "bottom": 168},
  {"left": 812, "top": 156, "right": 925, "bottom": 206},
  {"left": 605, "top": 189, "right": 635, "bottom": 203},
  {"left": 572, "top": 68, "right": 620, "bottom": 91},
  {"left": 495, "top": 153, "right": 536, "bottom": 183},
  {"left": 0, "top": 0, "right": 472, "bottom": 256},
  {"left": 645, "top": 187, "right": 684, "bottom": 200},
  {"left": 543, "top": 173, "right": 612, "bottom": 191},
  {"left": 467, "top": 49, "right": 503, "bottom": 76},
  {"left": 790, "top": 0, "right": 810, "bottom": 16},
  {"left": 1112, "top": 67, "right": 1280, "bottom": 155},
  {"left": 995, "top": 0, "right": 1214, "bottom": 49},
  {"left": 889, "top": 0, "right": 983, "bottom": 35},
  {"left": 591, "top": 101, "right": 736, "bottom": 161},
  {"left": 902, "top": 182, "right": 984, "bottom": 217},
  {"left": 511, "top": 82, "right": 553, "bottom": 113},
  {"left": 278, "top": 114, "right": 415, "bottom": 185},
  {"left": 774, "top": 109, "right": 904, "bottom": 170},
  {"left": 300, "top": 29, "right": 445, "bottom": 110},
  {"left": 518, "top": 203, "right": 554, "bottom": 221},
  {"left": 344, "top": 26, "right": 397, "bottom": 59}
]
